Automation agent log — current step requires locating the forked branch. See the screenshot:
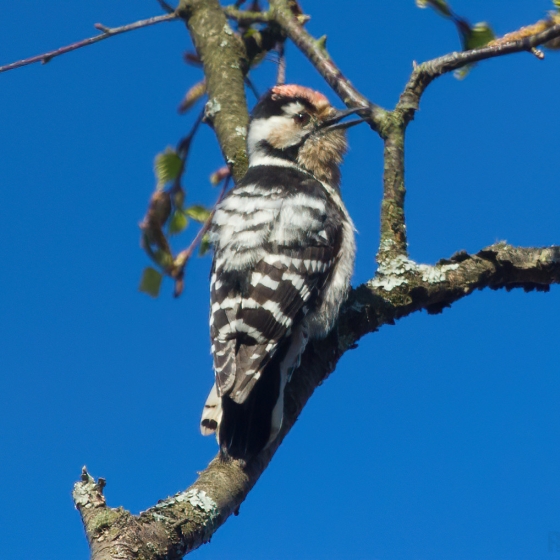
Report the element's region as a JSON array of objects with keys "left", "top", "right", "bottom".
[
  {"left": 379, "top": 16, "right": 560, "bottom": 263},
  {"left": 396, "top": 17, "right": 560, "bottom": 125}
]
